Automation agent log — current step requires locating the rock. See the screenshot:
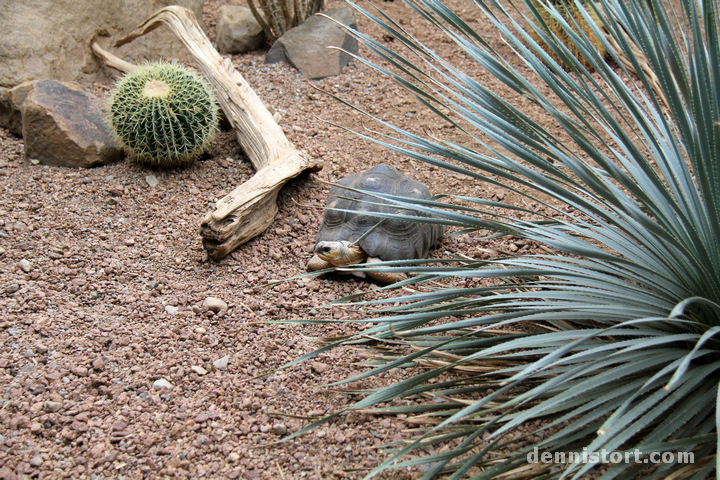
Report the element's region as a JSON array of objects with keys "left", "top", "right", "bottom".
[
  {"left": 0, "top": 81, "right": 34, "bottom": 135},
  {"left": 29, "top": 422, "right": 43, "bottom": 434},
  {"left": 0, "top": 466, "right": 17, "bottom": 480},
  {"left": 216, "top": 6, "right": 265, "bottom": 54},
  {"left": 18, "top": 259, "right": 31, "bottom": 273},
  {"left": 19, "top": 363, "right": 35, "bottom": 373},
  {"left": 191, "top": 365, "right": 207, "bottom": 376},
  {"left": 153, "top": 378, "right": 173, "bottom": 390},
  {"left": 228, "top": 452, "right": 240, "bottom": 463},
  {"left": 203, "top": 296, "right": 228, "bottom": 313},
  {"left": 22, "top": 80, "right": 123, "bottom": 168},
  {"left": 29, "top": 454, "right": 43, "bottom": 467},
  {"left": 145, "top": 174, "right": 159, "bottom": 188},
  {"left": 213, "top": 355, "right": 229, "bottom": 371},
  {"left": 311, "top": 361, "right": 329, "bottom": 374},
  {"left": 92, "top": 357, "right": 105, "bottom": 371},
  {"left": 265, "top": 7, "right": 358, "bottom": 79},
  {"left": 194, "top": 413, "right": 210, "bottom": 423},
  {"left": 165, "top": 305, "right": 179, "bottom": 315},
  {"left": 45, "top": 400, "right": 63, "bottom": 412},
  {"left": 112, "top": 420, "right": 128, "bottom": 432},
  {"left": 272, "top": 423, "right": 287, "bottom": 435},
  {"left": 71, "top": 366, "right": 88, "bottom": 377},
  {"left": 0, "top": 0, "right": 206, "bottom": 88}
]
